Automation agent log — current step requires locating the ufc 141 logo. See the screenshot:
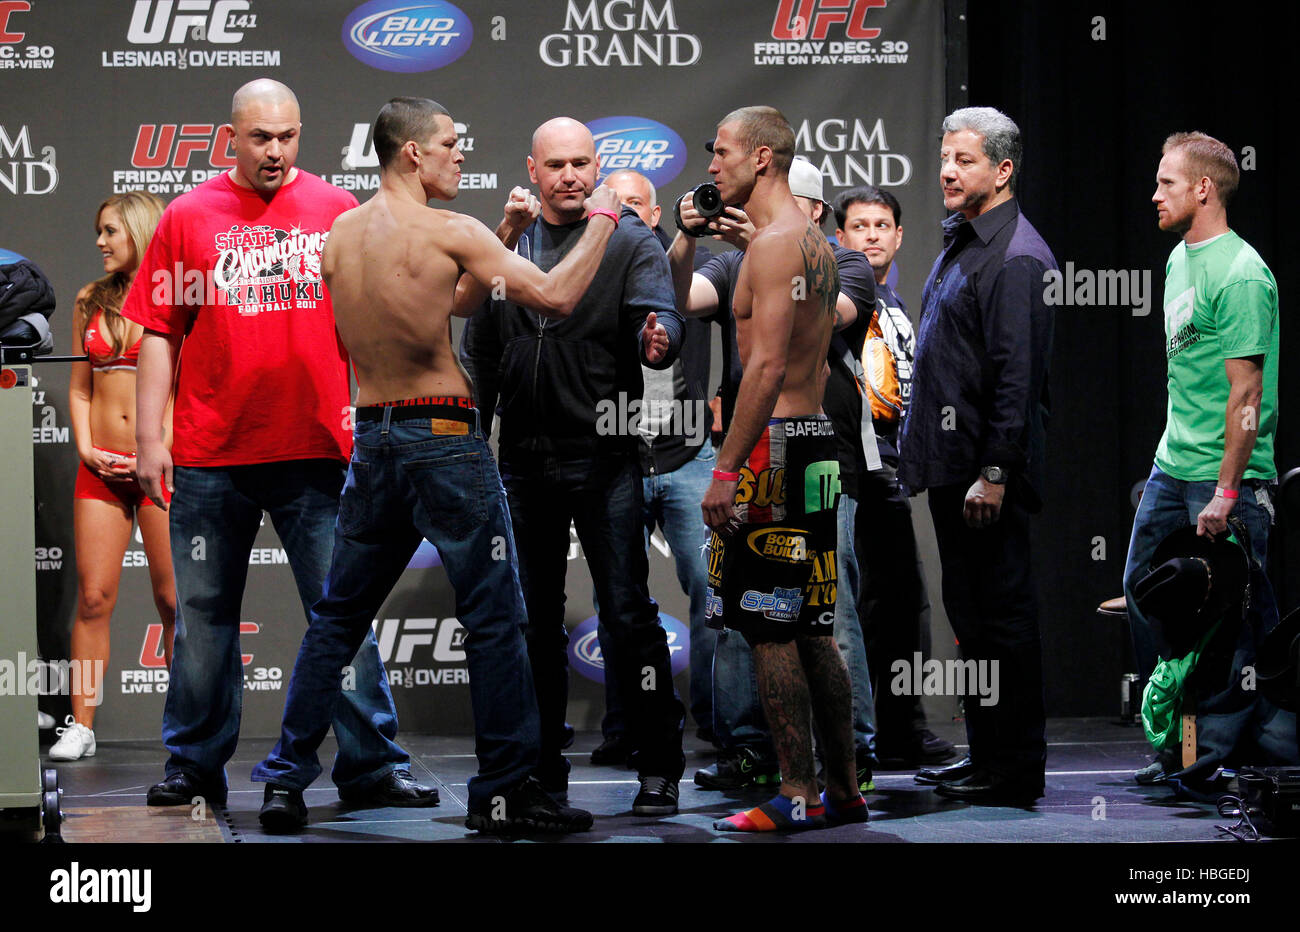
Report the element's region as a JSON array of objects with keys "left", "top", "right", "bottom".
[
  {"left": 127, "top": 0, "right": 257, "bottom": 44},
  {"left": 105, "top": 1, "right": 277, "bottom": 69}
]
